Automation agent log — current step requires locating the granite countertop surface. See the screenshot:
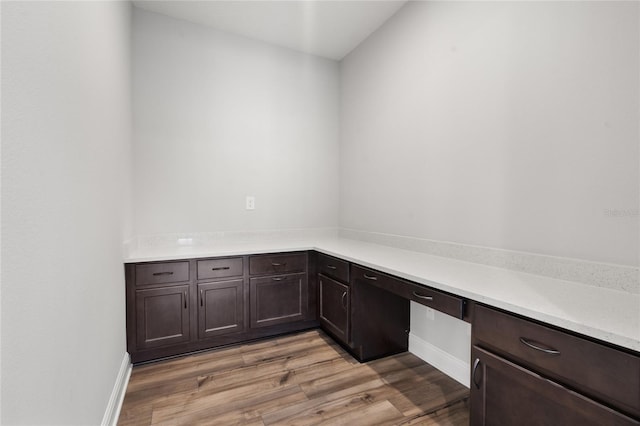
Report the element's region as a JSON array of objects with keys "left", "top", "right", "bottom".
[{"left": 125, "top": 237, "right": 640, "bottom": 353}]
